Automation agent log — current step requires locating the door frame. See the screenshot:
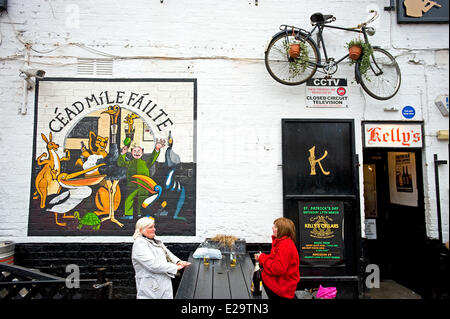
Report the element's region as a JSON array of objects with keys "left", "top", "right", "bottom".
[
  {"left": 281, "top": 118, "right": 362, "bottom": 298},
  {"left": 361, "top": 121, "right": 427, "bottom": 294}
]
